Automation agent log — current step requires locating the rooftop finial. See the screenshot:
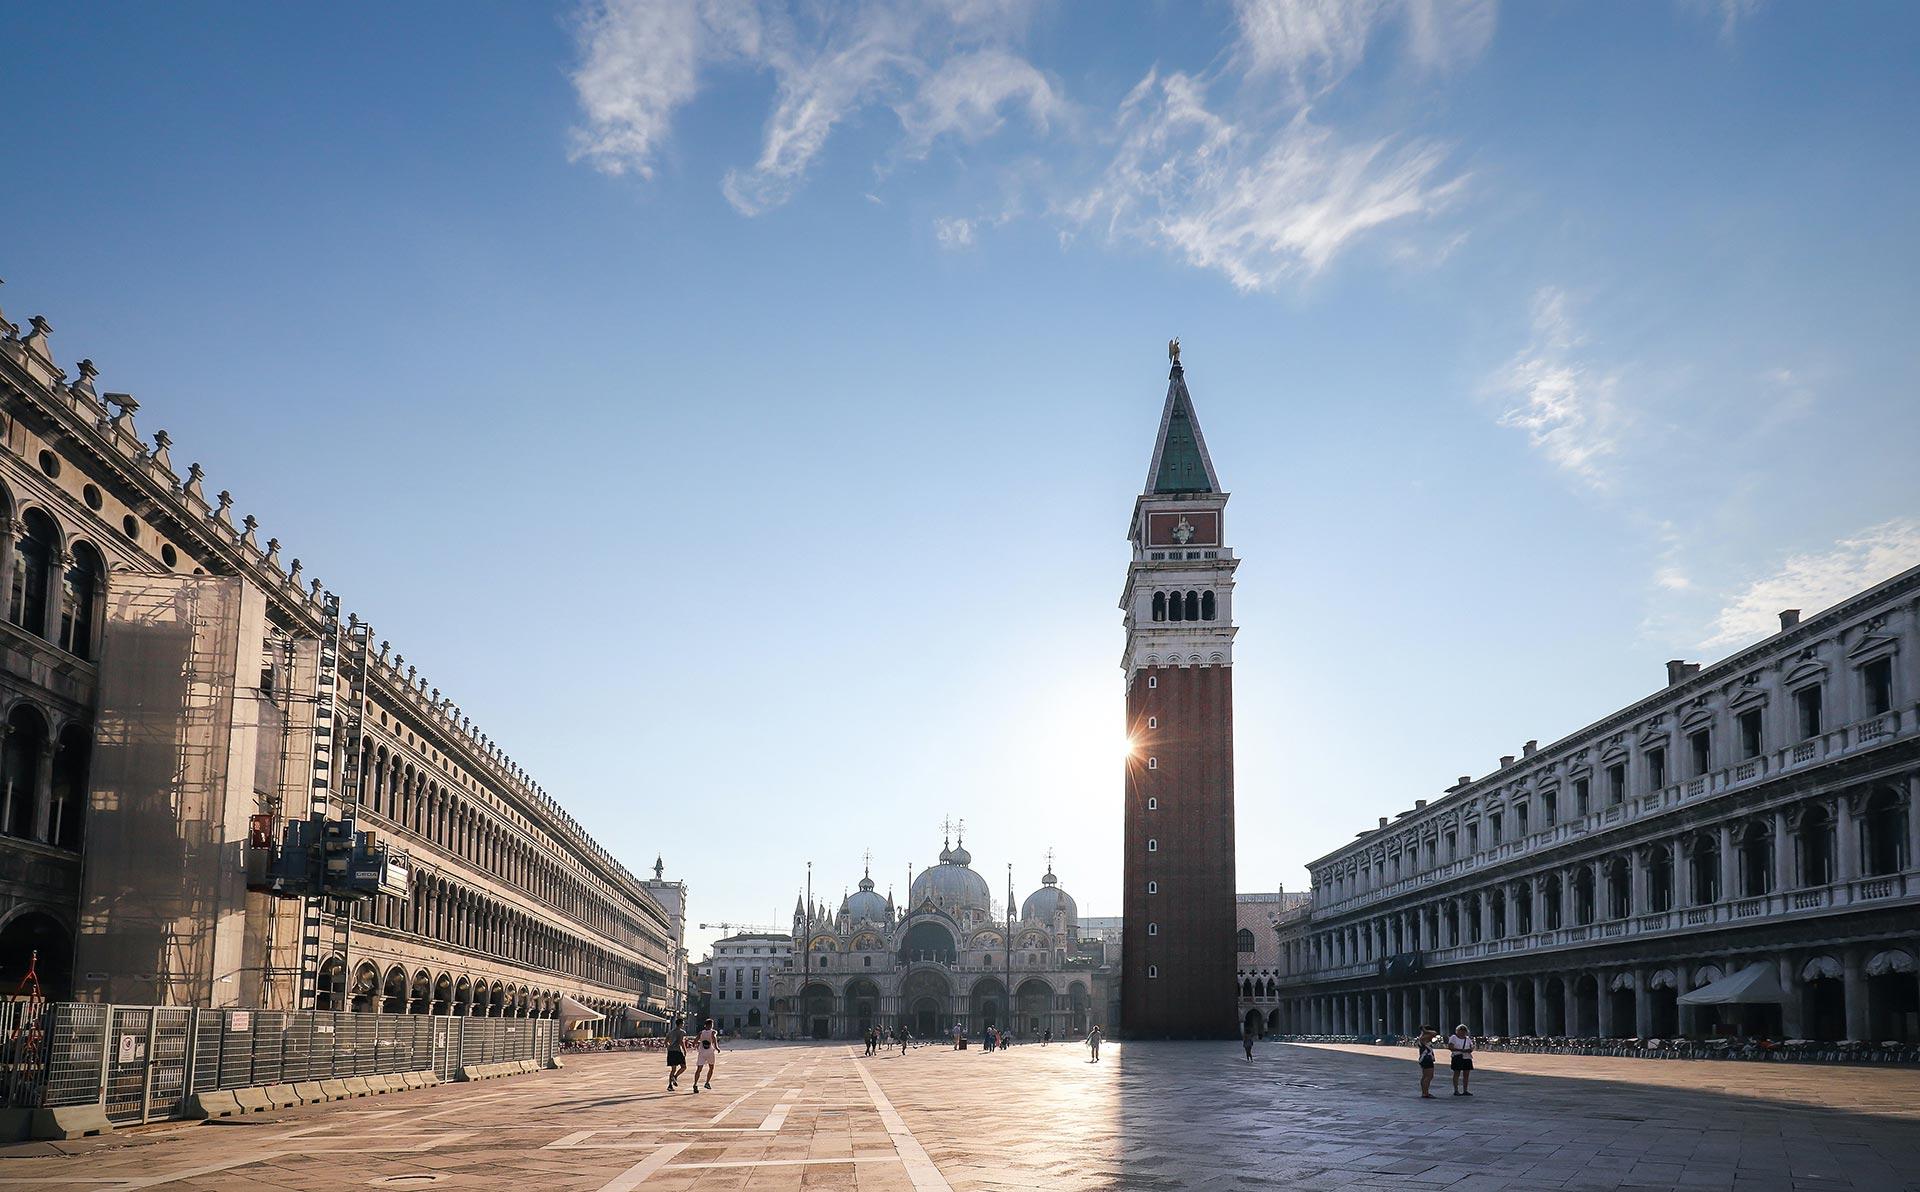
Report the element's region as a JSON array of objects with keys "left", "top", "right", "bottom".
[{"left": 1168, "top": 337, "right": 1181, "bottom": 366}]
